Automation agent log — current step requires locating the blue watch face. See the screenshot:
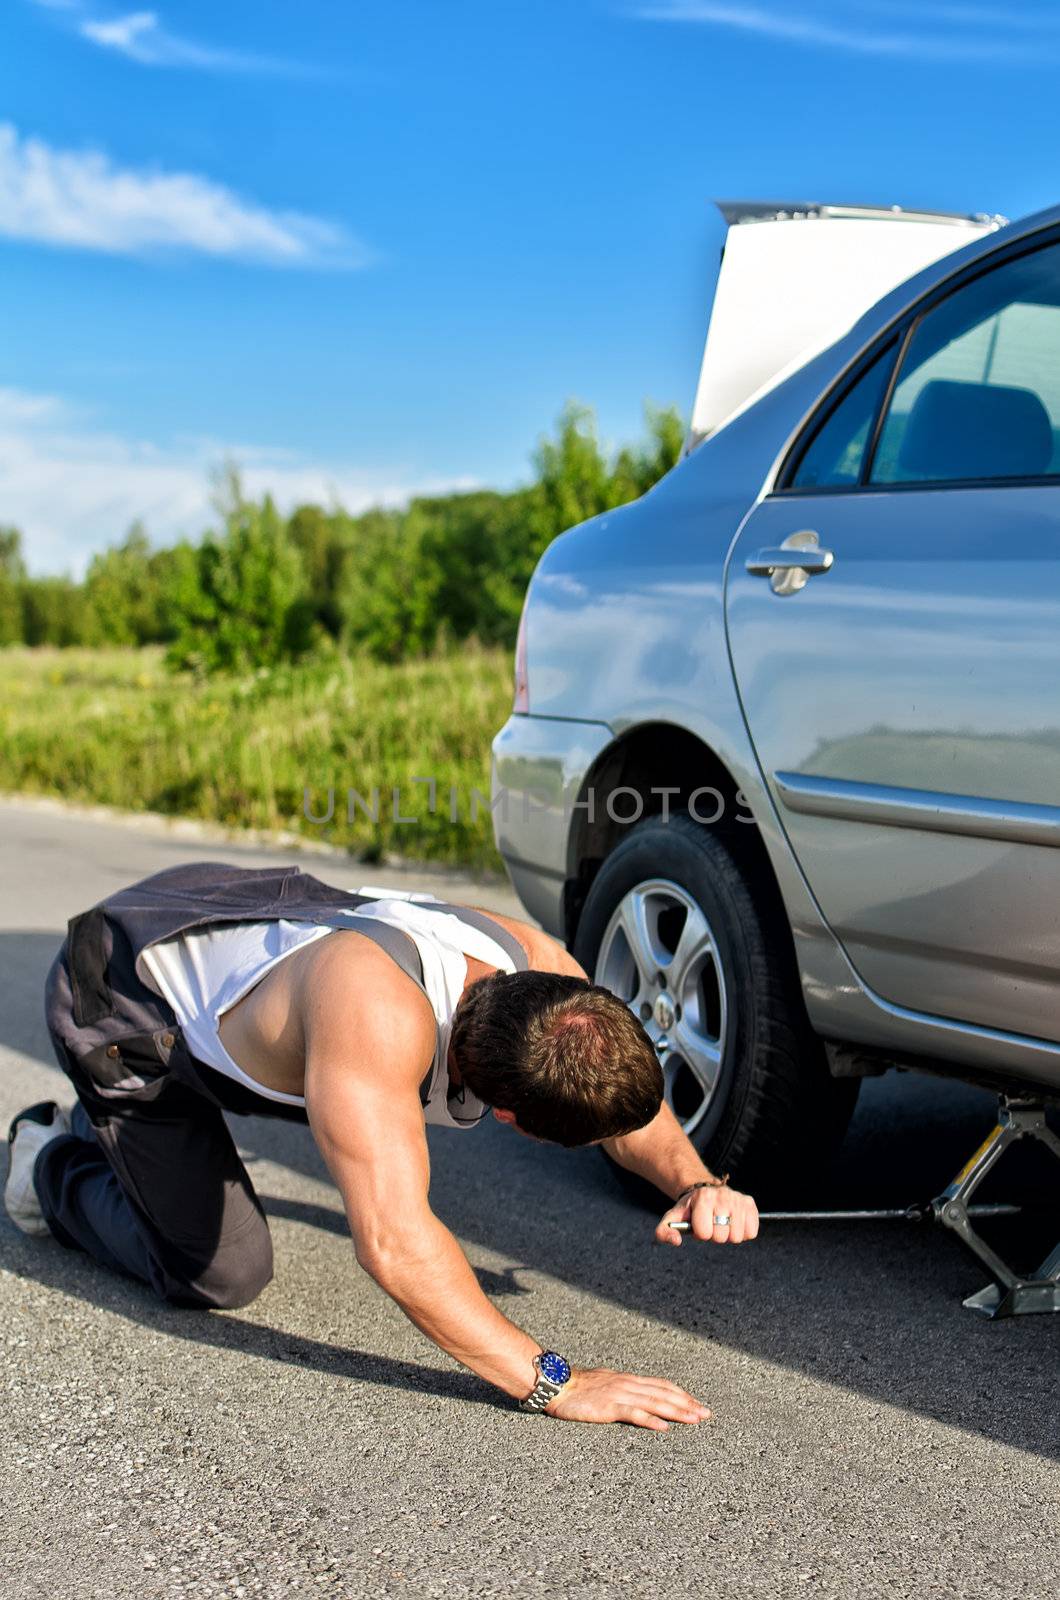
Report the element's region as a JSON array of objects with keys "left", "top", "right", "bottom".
[{"left": 539, "top": 1351, "right": 570, "bottom": 1386}]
